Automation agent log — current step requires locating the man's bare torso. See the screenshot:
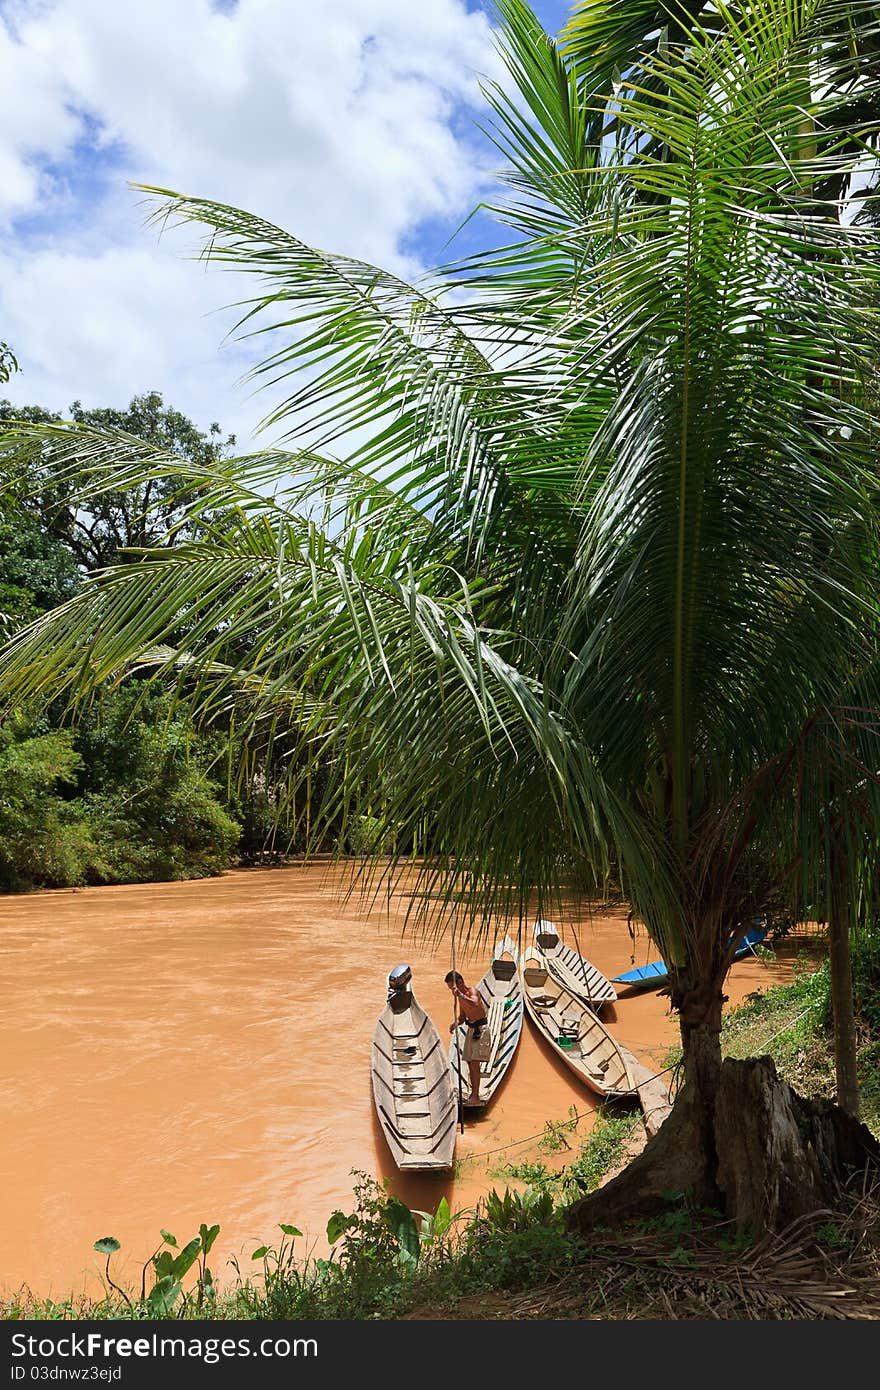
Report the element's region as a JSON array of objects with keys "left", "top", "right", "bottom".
[{"left": 453, "top": 983, "right": 486, "bottom": 1023}]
